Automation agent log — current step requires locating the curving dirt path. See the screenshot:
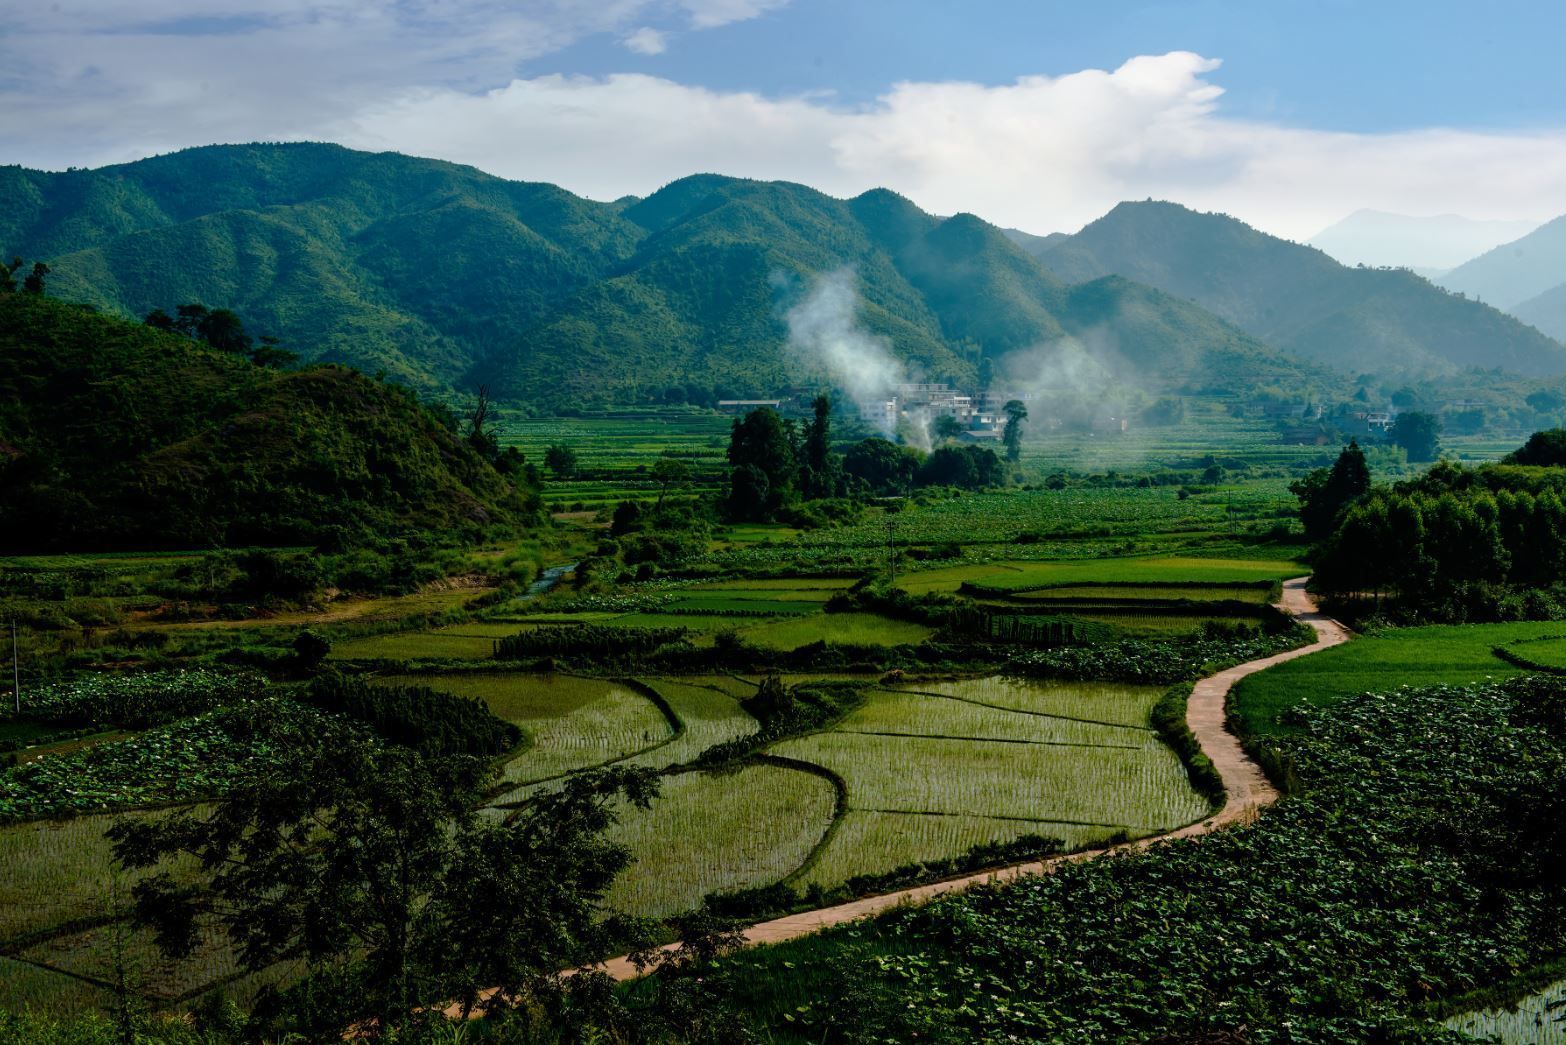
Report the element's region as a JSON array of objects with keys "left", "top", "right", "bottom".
[{"left": 449, "top": 578, "right": 1349, "bottom": 1008}]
